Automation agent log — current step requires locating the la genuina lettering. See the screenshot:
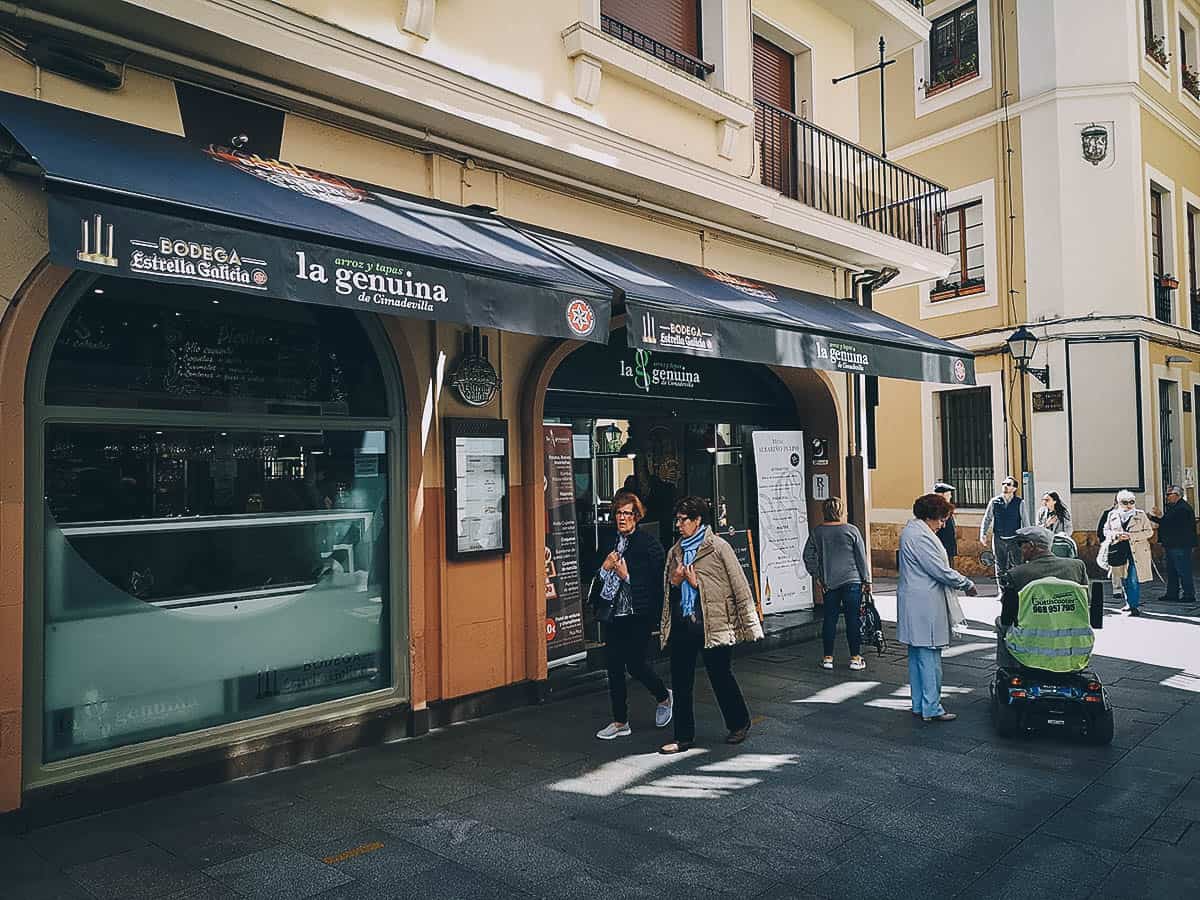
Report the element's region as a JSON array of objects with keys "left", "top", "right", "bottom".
[{"left": 294, "top": 251, "right": 450, "bottom": 310}]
